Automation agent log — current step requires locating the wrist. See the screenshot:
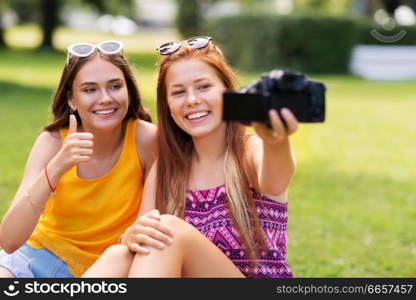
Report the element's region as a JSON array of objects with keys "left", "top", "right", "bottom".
[{"left": 46, "top": 159, "right": 64, "bottom": 187}]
